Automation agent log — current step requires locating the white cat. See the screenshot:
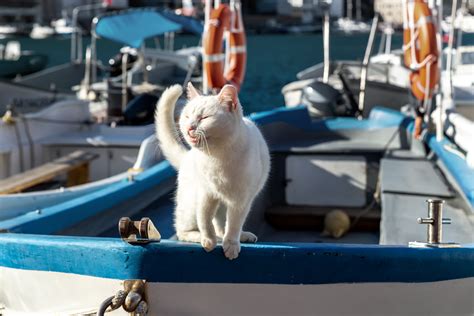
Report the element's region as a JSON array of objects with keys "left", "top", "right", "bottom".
[{"left": 155, "top": 83, "right": 270, "bottom": 259}]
